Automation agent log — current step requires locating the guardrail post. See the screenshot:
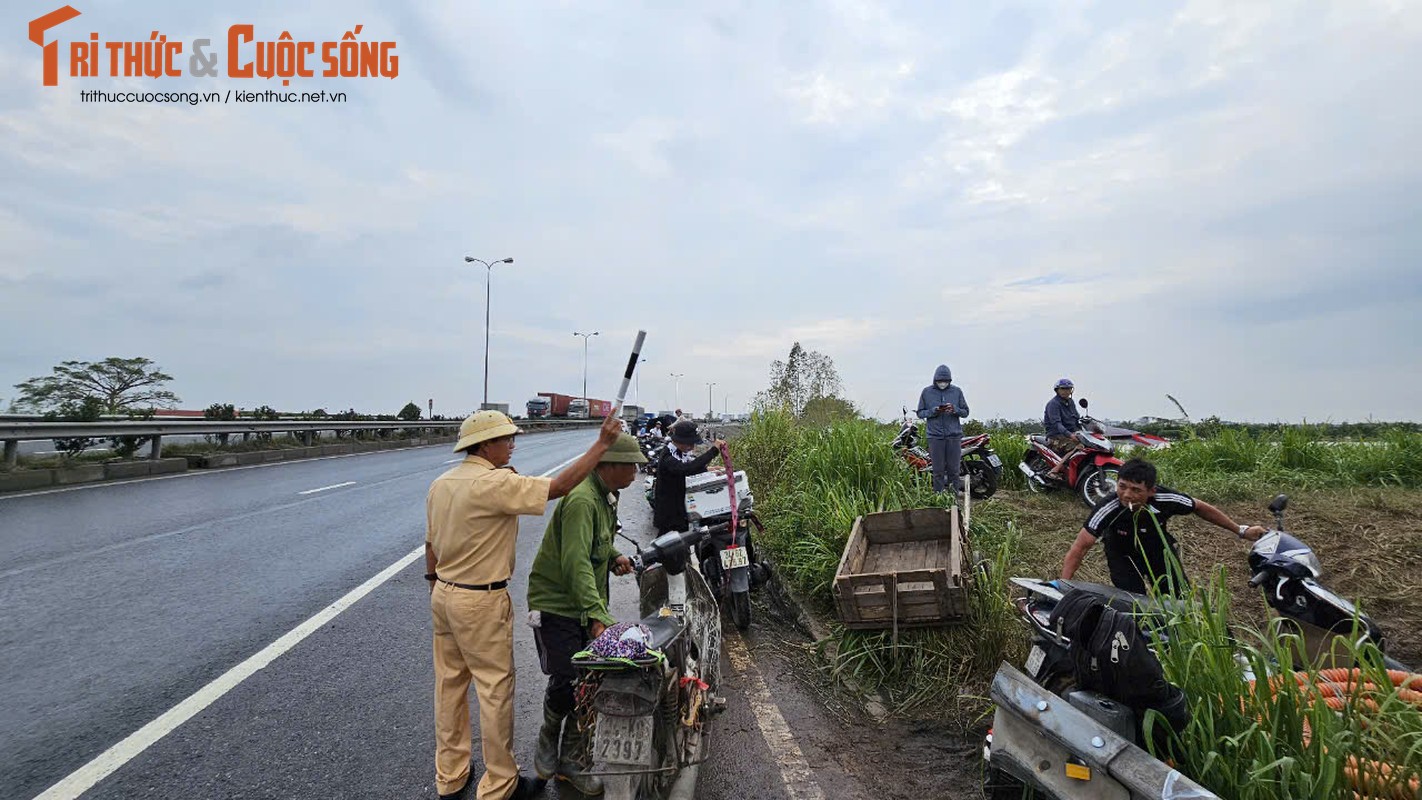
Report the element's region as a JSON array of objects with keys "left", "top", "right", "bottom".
[
  {"left": 4, "top": 439, "right": 16, "bottom": 467},
  {"left": 149, "top": 435, "right": 162, "bottom": 460}
]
